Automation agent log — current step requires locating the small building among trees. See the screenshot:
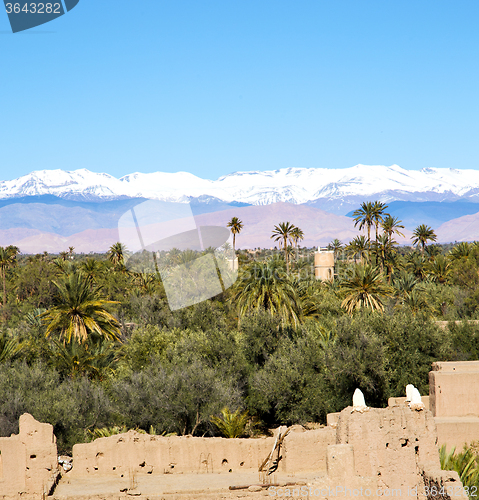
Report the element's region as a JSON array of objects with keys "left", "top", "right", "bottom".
[{"left": 314, "top": 248, "right": 335, "bottom": 281}]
